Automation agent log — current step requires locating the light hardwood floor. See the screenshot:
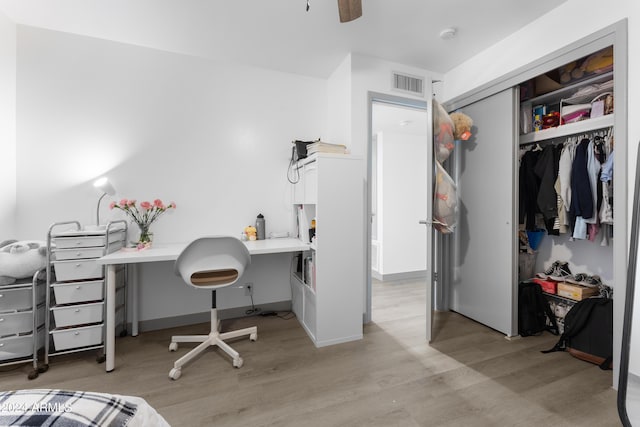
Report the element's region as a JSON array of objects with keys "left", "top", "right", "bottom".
[{"left": 0, "top": 279, "right": 620, "bottom": 426}]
